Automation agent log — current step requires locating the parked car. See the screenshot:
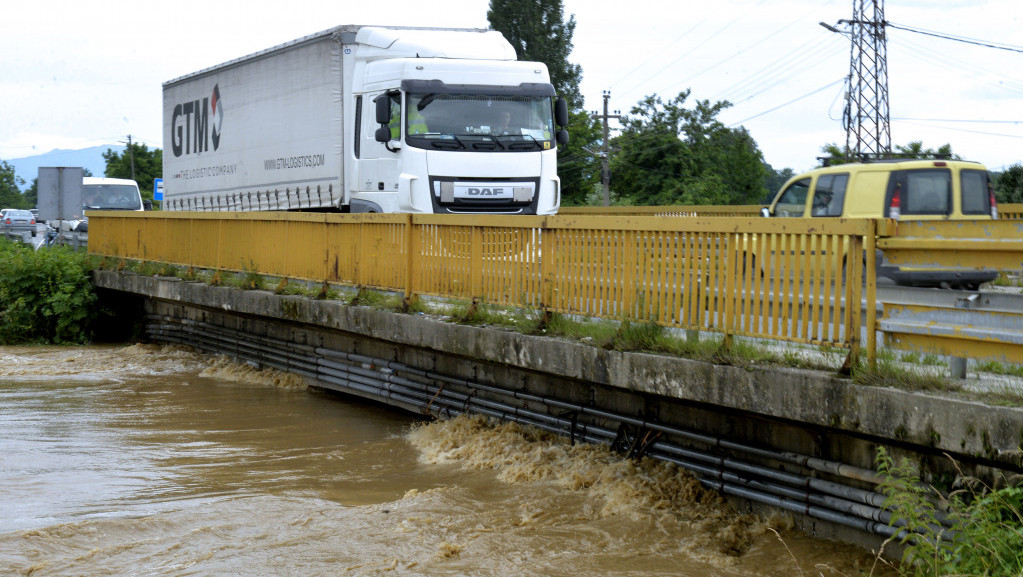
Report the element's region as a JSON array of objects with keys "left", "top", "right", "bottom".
[{"left": 1, "top": 209, "right": 37, "bottom": 237}]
